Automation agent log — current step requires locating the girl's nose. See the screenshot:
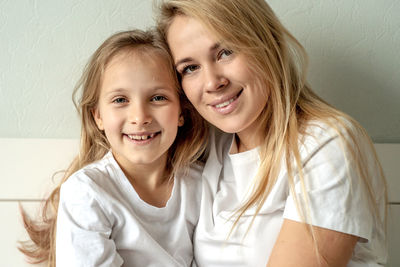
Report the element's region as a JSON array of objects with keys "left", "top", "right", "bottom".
[
  {"left": 129, "top": 103, "right": 152, "bottom": 125},
  {"left": 204, "top": 66, "right": 229, "bottom": 93}
]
